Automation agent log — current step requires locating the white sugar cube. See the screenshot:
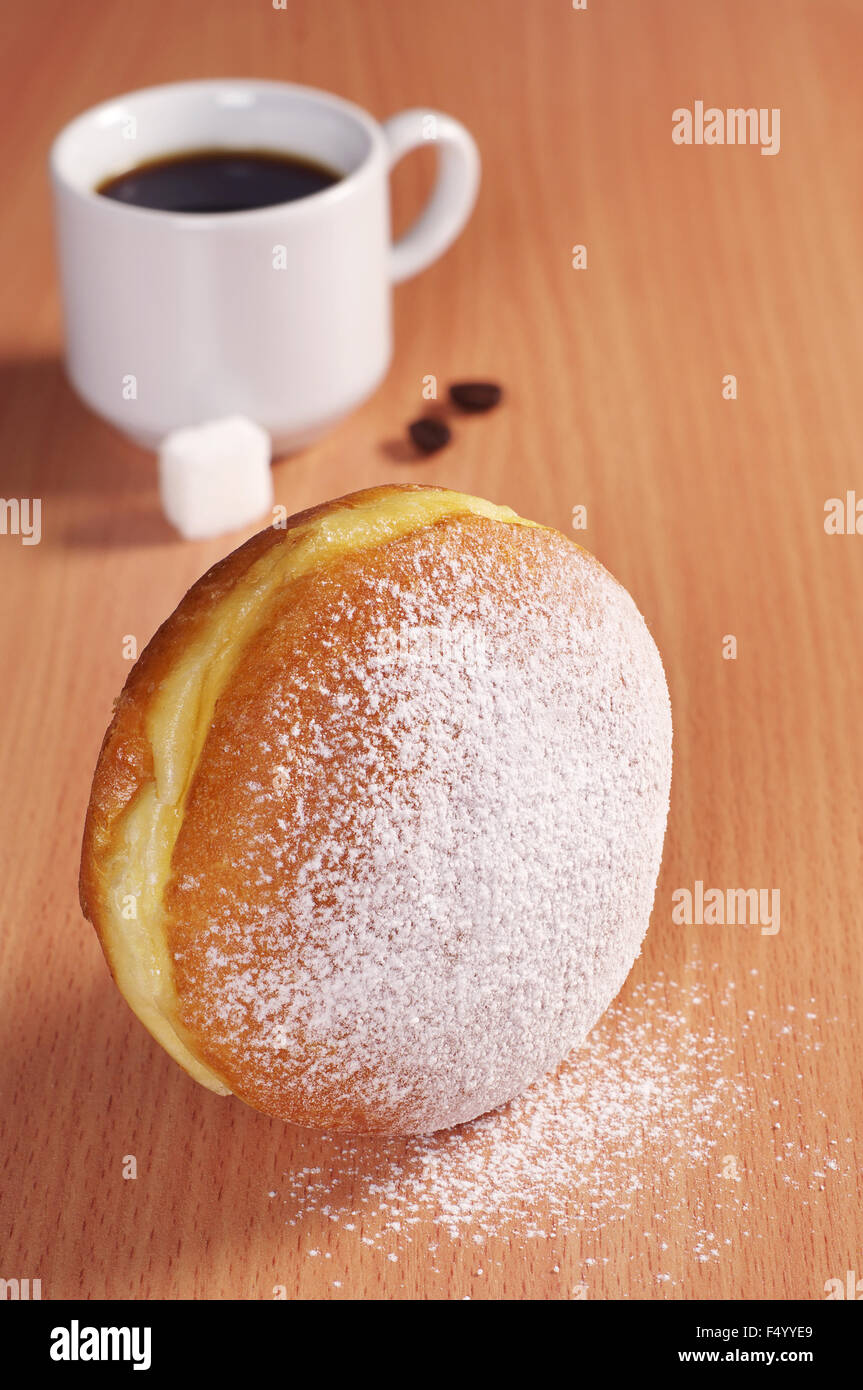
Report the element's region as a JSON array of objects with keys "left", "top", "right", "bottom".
[{"left": 158, "top": 415, "right": 273, "bottom": 540}]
